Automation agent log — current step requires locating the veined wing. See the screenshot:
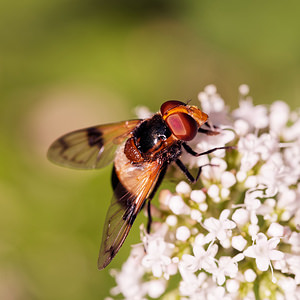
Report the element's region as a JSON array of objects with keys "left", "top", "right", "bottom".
[
  {"left": 47, "top": 120, "right": 141, "bottom": 169},
  {"left": 98, "top": 145, "right": 165, "bottom": 269}
]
